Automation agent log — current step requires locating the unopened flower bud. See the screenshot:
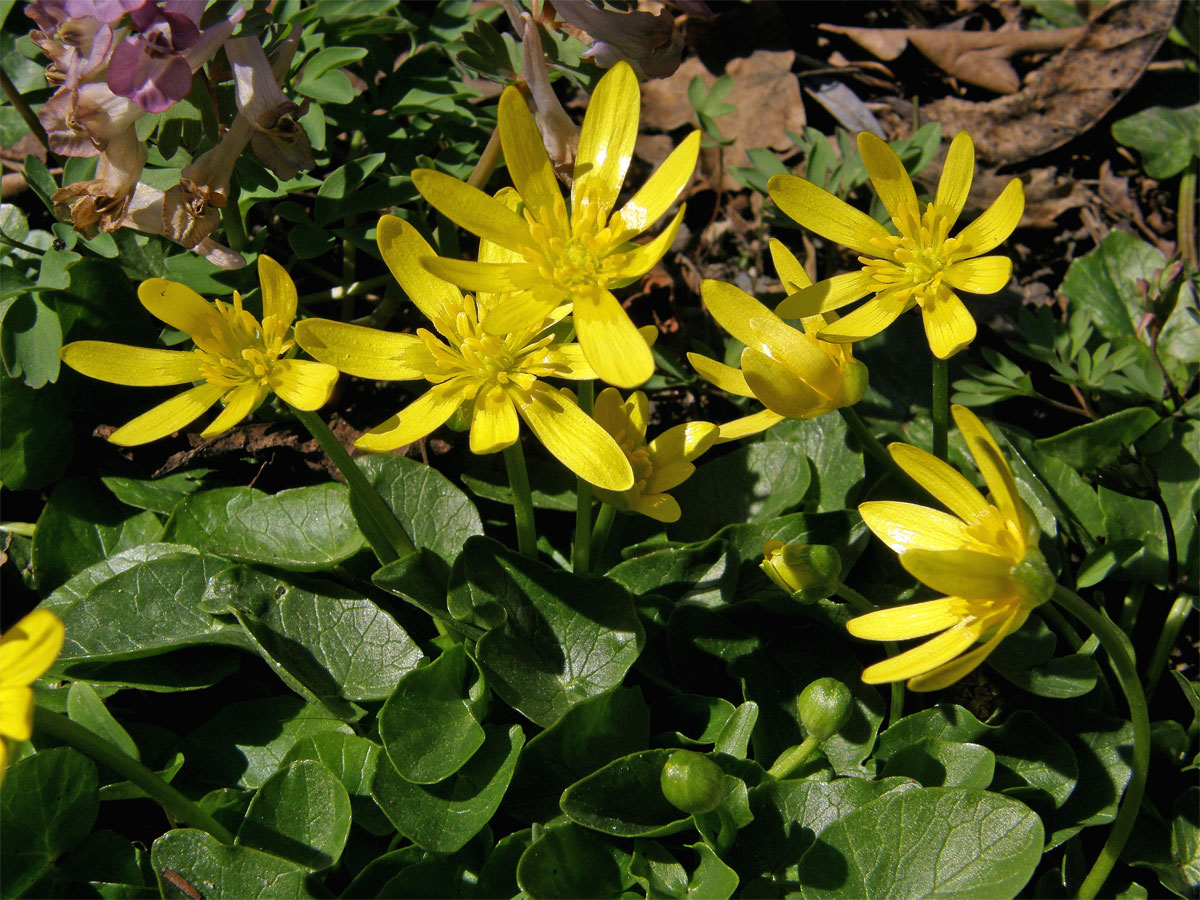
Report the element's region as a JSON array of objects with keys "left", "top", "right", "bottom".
[
  {"left": 797, "top": 677, "right": 853, "bottom": 742},
  {"left": 761, "top": 540, "right": 841, "bottom": 601},
  {"left": 660, "top": 749, "right": 724, "bottom": 815}
]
